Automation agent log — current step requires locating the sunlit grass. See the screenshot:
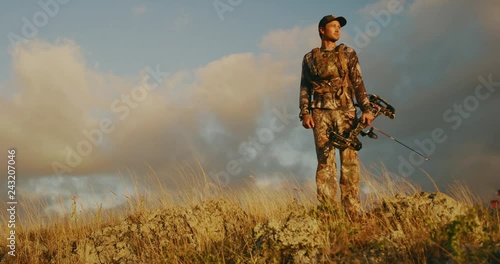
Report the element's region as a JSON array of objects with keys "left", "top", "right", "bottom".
[{"left": 0, "top": 162, "right": 498, "bottom": 263}]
